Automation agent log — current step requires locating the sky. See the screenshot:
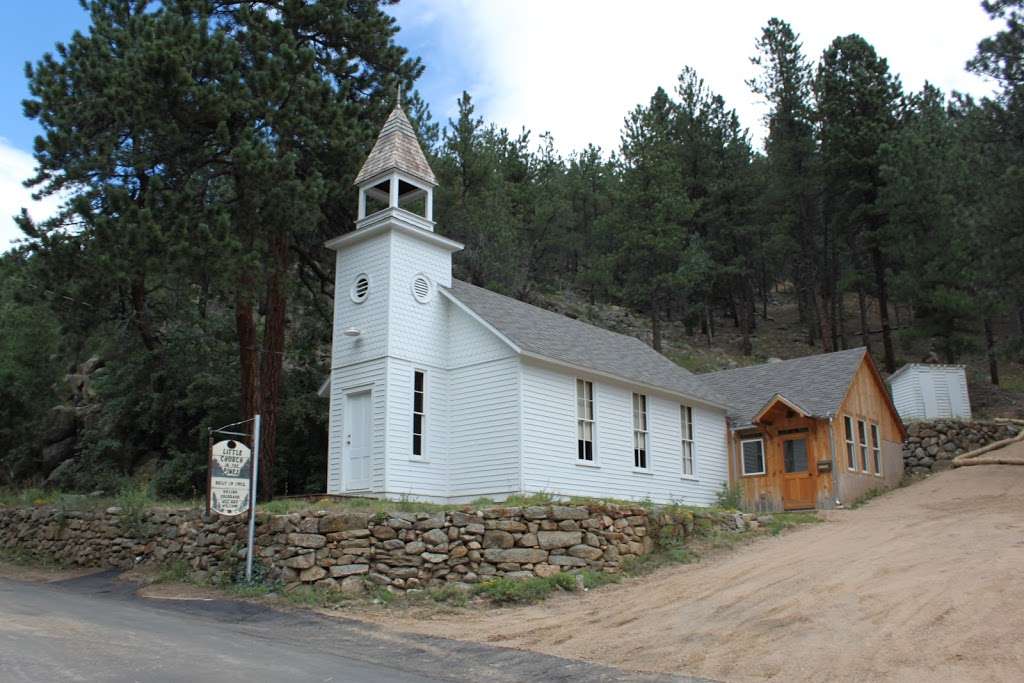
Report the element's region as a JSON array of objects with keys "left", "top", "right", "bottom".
[{"left": 0, "top": 0, "right": 1004, "bottom": 252}]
